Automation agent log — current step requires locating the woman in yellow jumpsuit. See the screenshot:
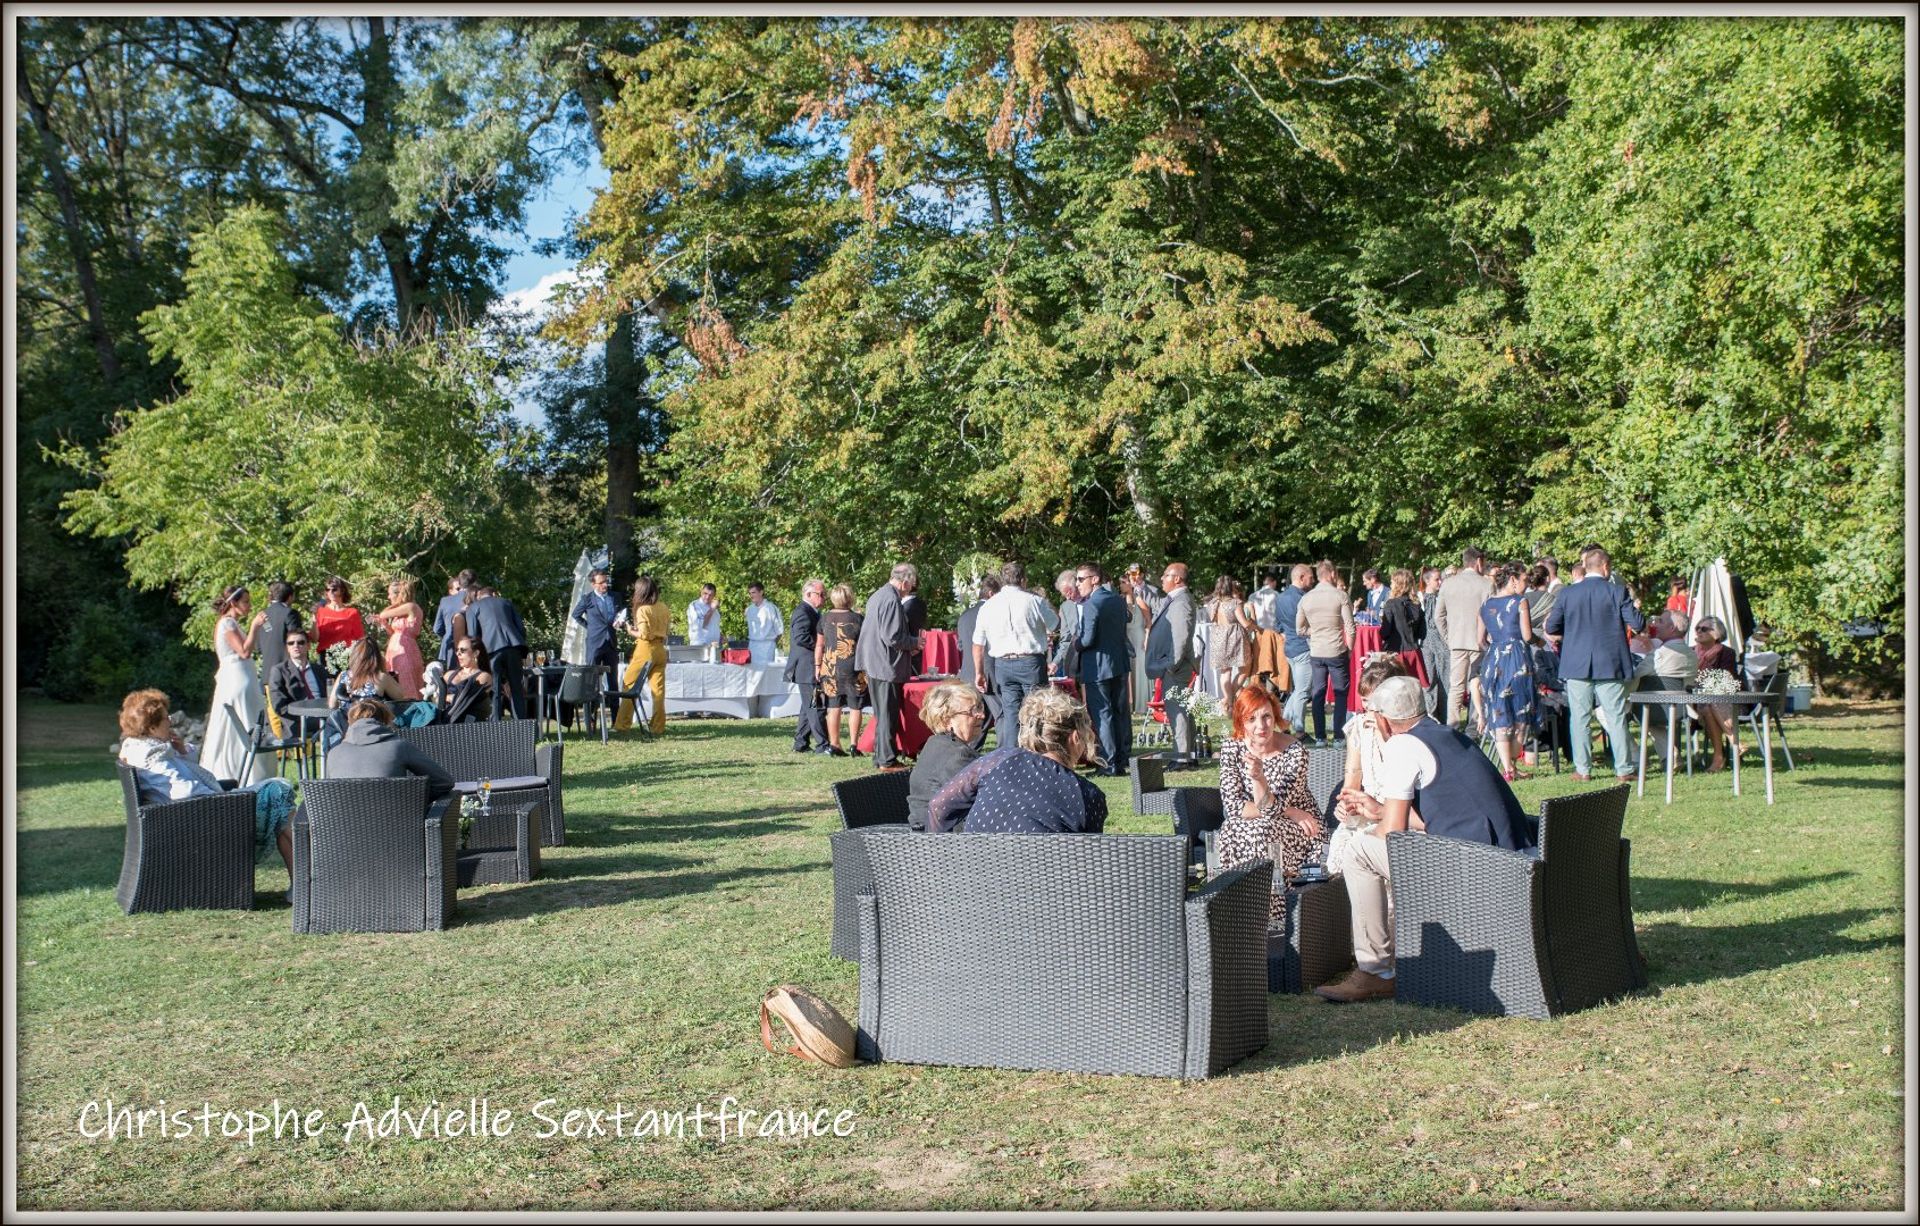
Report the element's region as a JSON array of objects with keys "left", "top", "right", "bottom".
[{"left": 616, "top": 574, "right": 670, "bottom": 735}]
